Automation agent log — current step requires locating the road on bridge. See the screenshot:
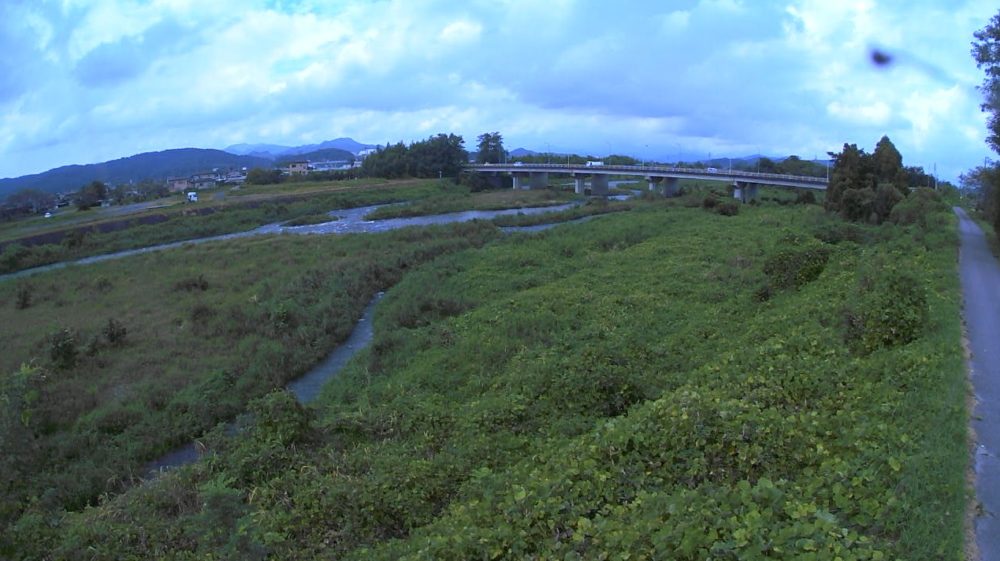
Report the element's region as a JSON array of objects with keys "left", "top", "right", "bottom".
[{"left": 955, "top": 206, "right": 1000, "bottom": 561}]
